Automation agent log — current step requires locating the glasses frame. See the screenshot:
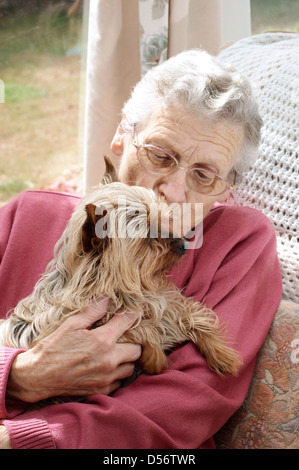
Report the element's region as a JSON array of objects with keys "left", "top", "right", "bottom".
[{"left": 131, "top": 124, "right": 235, "bottom": 197}]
